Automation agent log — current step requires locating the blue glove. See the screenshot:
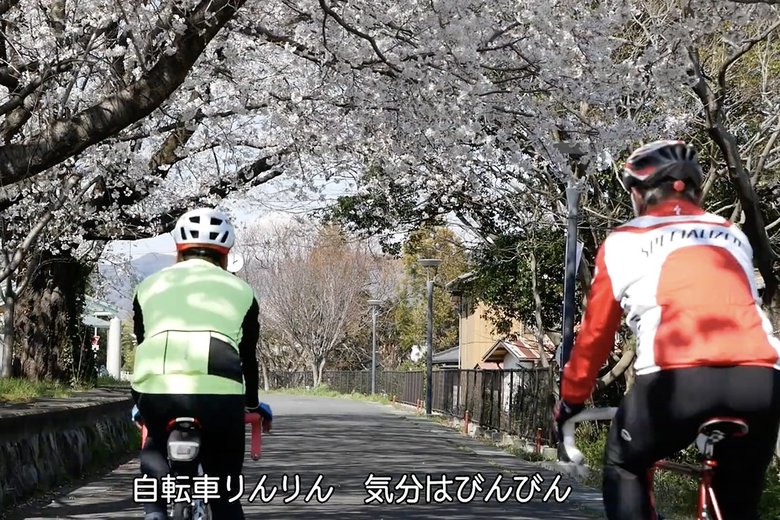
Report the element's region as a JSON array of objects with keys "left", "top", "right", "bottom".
[
  {"left": 131, "top": 404, "right": 142, "bottom": 423},
  {"left": 258, "top": 402, "right": 272, "bottom": 423},
  {"left": 247, "top": 402, "right": 272, "bottom": 423}
]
